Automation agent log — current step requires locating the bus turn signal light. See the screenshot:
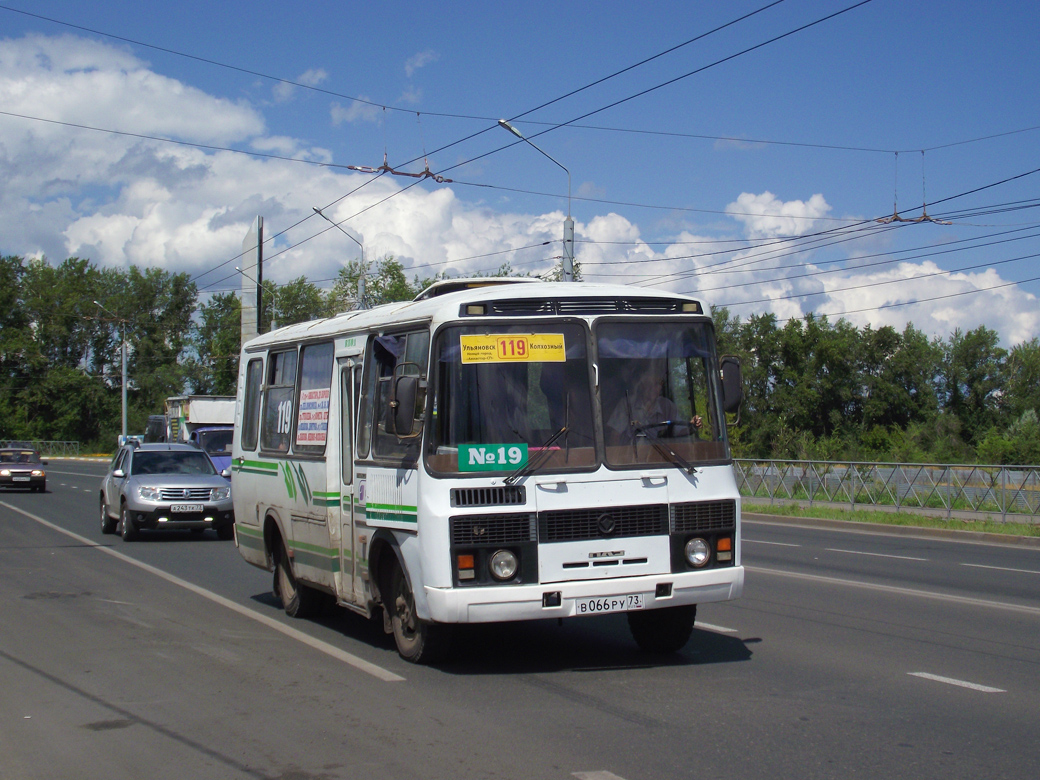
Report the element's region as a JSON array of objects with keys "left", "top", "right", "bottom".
[
  {"left": 458, "top": 554, "right": 475, "bottom": 580},
  {"left": 716, "top": 536, "right": 733, "bottom": 562}
]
